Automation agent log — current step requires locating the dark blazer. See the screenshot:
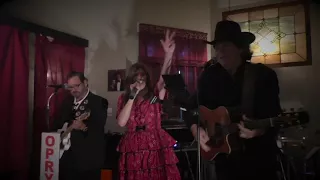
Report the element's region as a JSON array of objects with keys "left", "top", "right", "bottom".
[
  {"left": 184, "top": 62, "right": 281, "bottom": 126},
  {"left": 53, "top": 92, "right": 108, "bottom": 170},
  {"left": 184, "top": 62, "right": 281, "bottom": 154}
]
